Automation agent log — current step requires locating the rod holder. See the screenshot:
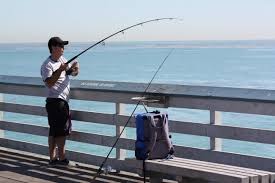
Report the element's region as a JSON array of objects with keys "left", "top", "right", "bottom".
[{"left": 131, "top": 95, "right": 168, "bottom": 108}]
